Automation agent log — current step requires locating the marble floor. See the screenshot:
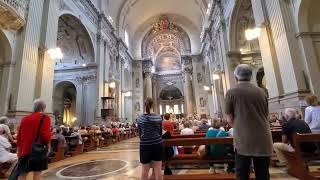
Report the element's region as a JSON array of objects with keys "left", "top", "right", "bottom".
[{"left": 4, "top": 138, "right": 298, "bottom": 180}]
